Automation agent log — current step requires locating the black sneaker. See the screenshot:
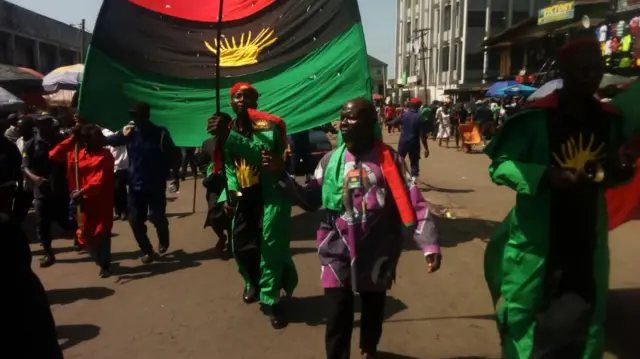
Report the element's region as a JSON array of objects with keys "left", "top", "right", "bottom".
[
  {"left": 73, "top": 244, "right": 83, "bottom": 252},
  {"left": 39, "top": 253, "right": 56, "bottom": 268},
  {"left": 140, "top": 252, "right": 156, "bottom": 264},
  {"left": 114, "top": 213, "right": 122, "bottom": 220},
  {"left": 99, "top": 268, "right": 112, "bottom": 278}
]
